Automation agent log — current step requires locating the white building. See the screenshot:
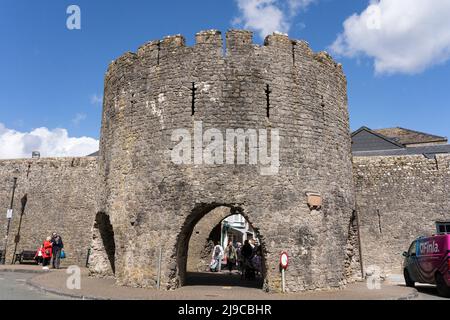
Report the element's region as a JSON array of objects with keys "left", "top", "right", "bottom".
[{"left": 220, "top": 214, "right": 257, "bottom": 248}]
